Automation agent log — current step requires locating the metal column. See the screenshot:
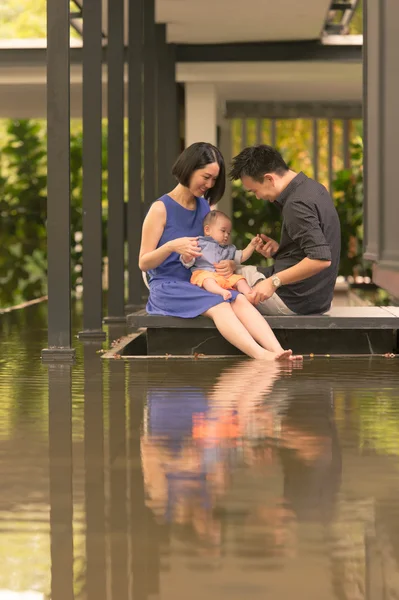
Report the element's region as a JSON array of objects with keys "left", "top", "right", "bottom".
[
  {"left": 79, "top": 0, "right": 106, "bottom": 339},
  {"left": 48, "top": 365, "right": 74, "bottom": 599},
  {"left": 271, "top": 118, "right": 277, "bottom": 147},
  {"left": 328, "top": 119, "right": 334, "bottom": 195},
  {"left": 105, "top": 0, "right": 126, "bottom": 323},
  {"left": 127, "top": 0, "right": 144, "bottom": 309},
  {"left": 156, "top": 24, "right": 169, "bottom": 197},
  {"left": 143, "top": 0, "right": 157, "bottom": 211},
  {"left": 312, "top": 119, "right": 319, "bottom": 181},
  {"left": 109, "top": 362, "right": 129, "bottom": 599},
  {"left": 364, "top": 0, "right": 399, "bottom": 274},
  {"left": 84, "top": 344, "right": 106, "bottom": 600},
  {"left": 42, "top": 0, "right": 75, "bottom": 360}
]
